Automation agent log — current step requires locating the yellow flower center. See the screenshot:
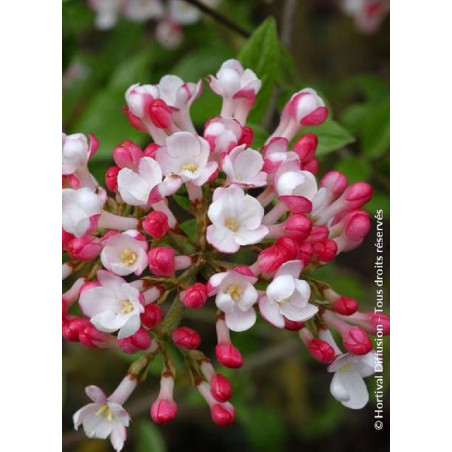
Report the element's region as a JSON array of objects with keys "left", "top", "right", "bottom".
[
  {"left": 95, "top": 404, "right": 113, "bottom": 422},
  {"left": 121, "top": 299, "right": 134, "bottom": 314},
  {"left": 120, "top": 248, "right": 137, "bottom": 266},
  {"left": 180, "top": 163, "right": 198, "bottom": 173},
  {"left": 226, "top": 284, "right": 242, "bottom": 302},
  {"left": 224, "top": 217, "right": 239, "bottom": 232},
  {"left": 339, "top": 363, "right": 351, "bottom": 372}
]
